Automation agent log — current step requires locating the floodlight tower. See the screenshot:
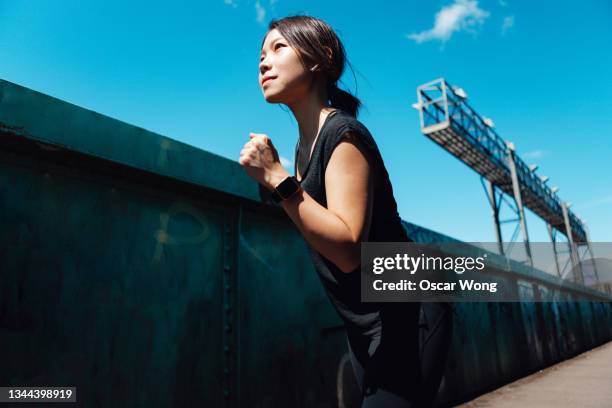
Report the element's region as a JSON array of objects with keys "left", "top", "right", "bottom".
[{"left": 413, "top": 78, "right": 598, "bottom": 285}]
